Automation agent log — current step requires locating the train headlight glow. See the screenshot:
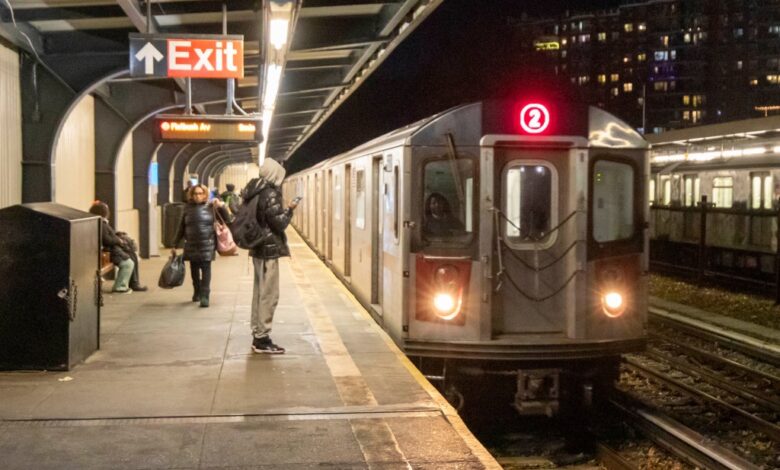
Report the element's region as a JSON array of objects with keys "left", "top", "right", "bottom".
[
  {"left": 602, "top": 291, "right": 625, "bottom": 318},
  {"left": 433, "top": 293, "right": 460, "bottom": 320}
]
